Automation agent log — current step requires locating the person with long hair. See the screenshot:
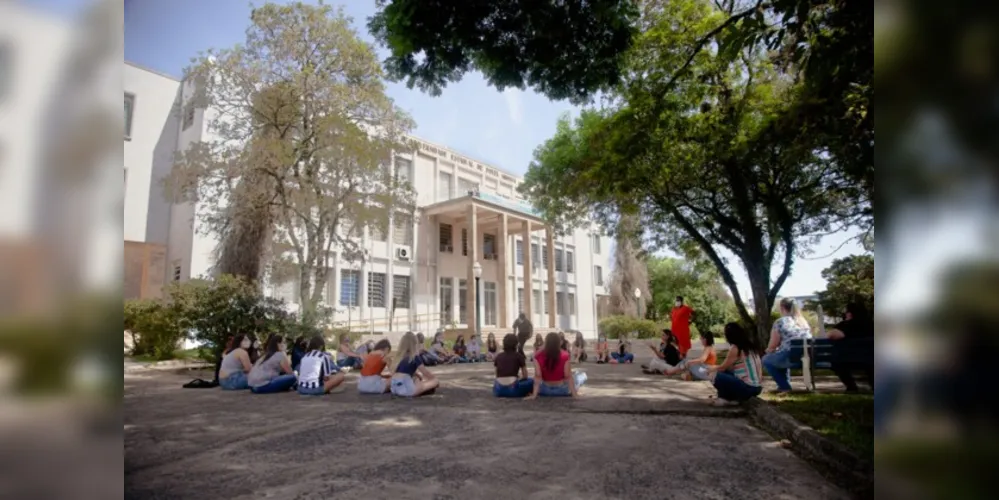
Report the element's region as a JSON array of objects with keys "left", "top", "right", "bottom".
[
  {"left": 430, "top": 331, "right": 458, "bottom": 364},
  {"left": 559, "top": 331, "right": 570, "bottom": 353},
  {"left": 453, "top": 334, "right": 469, "bottom": 362},
  {"left": 571, "top": 331, "right": 588, "bottom": 363},
  {"left": 467, "top": 333, "right": 484, "bottom": 362},
  {"left": 390, "top": 332, "right": 439, "bottom": 397},
  {"left": 291, "top": 335, "right": 308, "bottom": 372},
  {"left": 706, "top": 323, "right": 764, "bottom": 405},
  {"left": 530, "top": 333, "right": 544, "bottom": 361},
  {"left": 335, "top": 333, "right": 364, "bottom": 371},
  {"left": 416, "top": 332, "right": 440, "bottom": 366},
  {"left": 594, "top": 333, "right": 610, "bottom": 364},
  {"left": 246, "top": 334, "right": 261, "bottom": 364},
  {"left": 763, "top": 297, "right": 813, "bottom": 392},
  {"left": 218, "top": 334, "right": 254, "bottom": 390},
  {"left": 485, "top": 332, "right": 499, "bottom": 362},
  {"left": 358, "top": 339, "right": 394, "bottom": 394},
  {"left": 297, "top": 335, "right": 346, "bottom": 395},
  {"left": 247, "top": 334, "right": 297, "bottom": 394},
  {"left": 611, "top": 336, "right": 635, "bottom": 364},
  {"left": 669, "top": 331, "right": 718, "bottom": 380},
  {"left": 643, "top": 329, "right": 683, "bottom": 375},
  {"left": 493, "top": 334, "right": 533, "bottom": 398},
  {"left": 527, "top": 333, "right": 587, "bottom": 398}
]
